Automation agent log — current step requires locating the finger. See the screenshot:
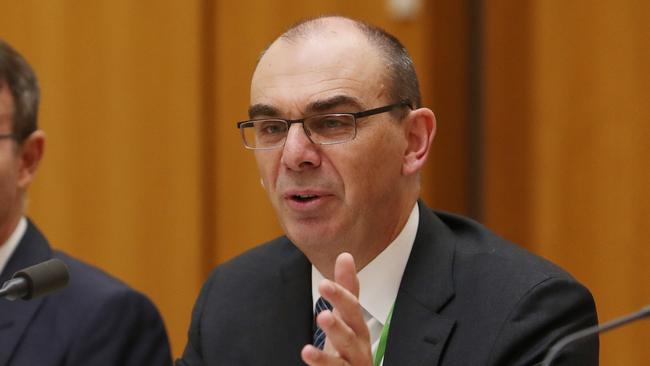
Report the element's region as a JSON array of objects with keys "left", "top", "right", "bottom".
[
  {"left": 334, "top": 253, "right": 359, "bottom": 298},
  {"left": 323, "top": 331, "right": 339, "bottom": 355},
  {"left": 301, "top": 344, "right": 349, "bottom": 366},
  {"left": 317, "top": 309, "right": 372, "bottom": 365},
  {"left": 318, "top": 309, "right": 354, "bottom": 354},
  {"left": 319, "top": 280, "right": 368, "bottom": 336}
]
